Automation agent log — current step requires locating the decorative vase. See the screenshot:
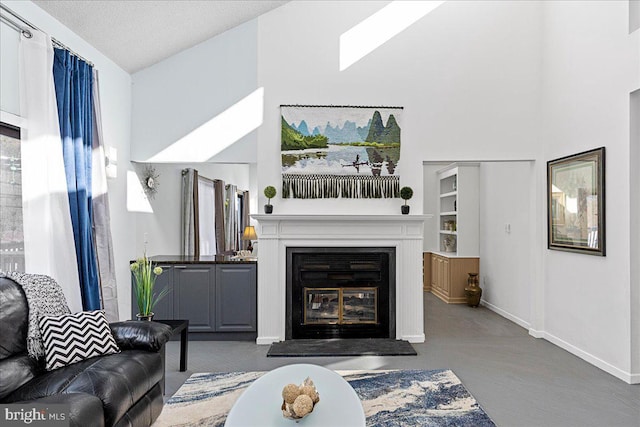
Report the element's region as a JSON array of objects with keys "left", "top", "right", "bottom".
[
  {"left": 401, "top": 205, "right": 410, "bottom": 215},
  {"left": 464, "top": 273, "right": 482, "bottom": 307},
  {"left": 264, "top": 204, "right": 273, "bottom": 214},
  {"left": 136, "top": 312, "right": 154, "bottom": 321}
]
